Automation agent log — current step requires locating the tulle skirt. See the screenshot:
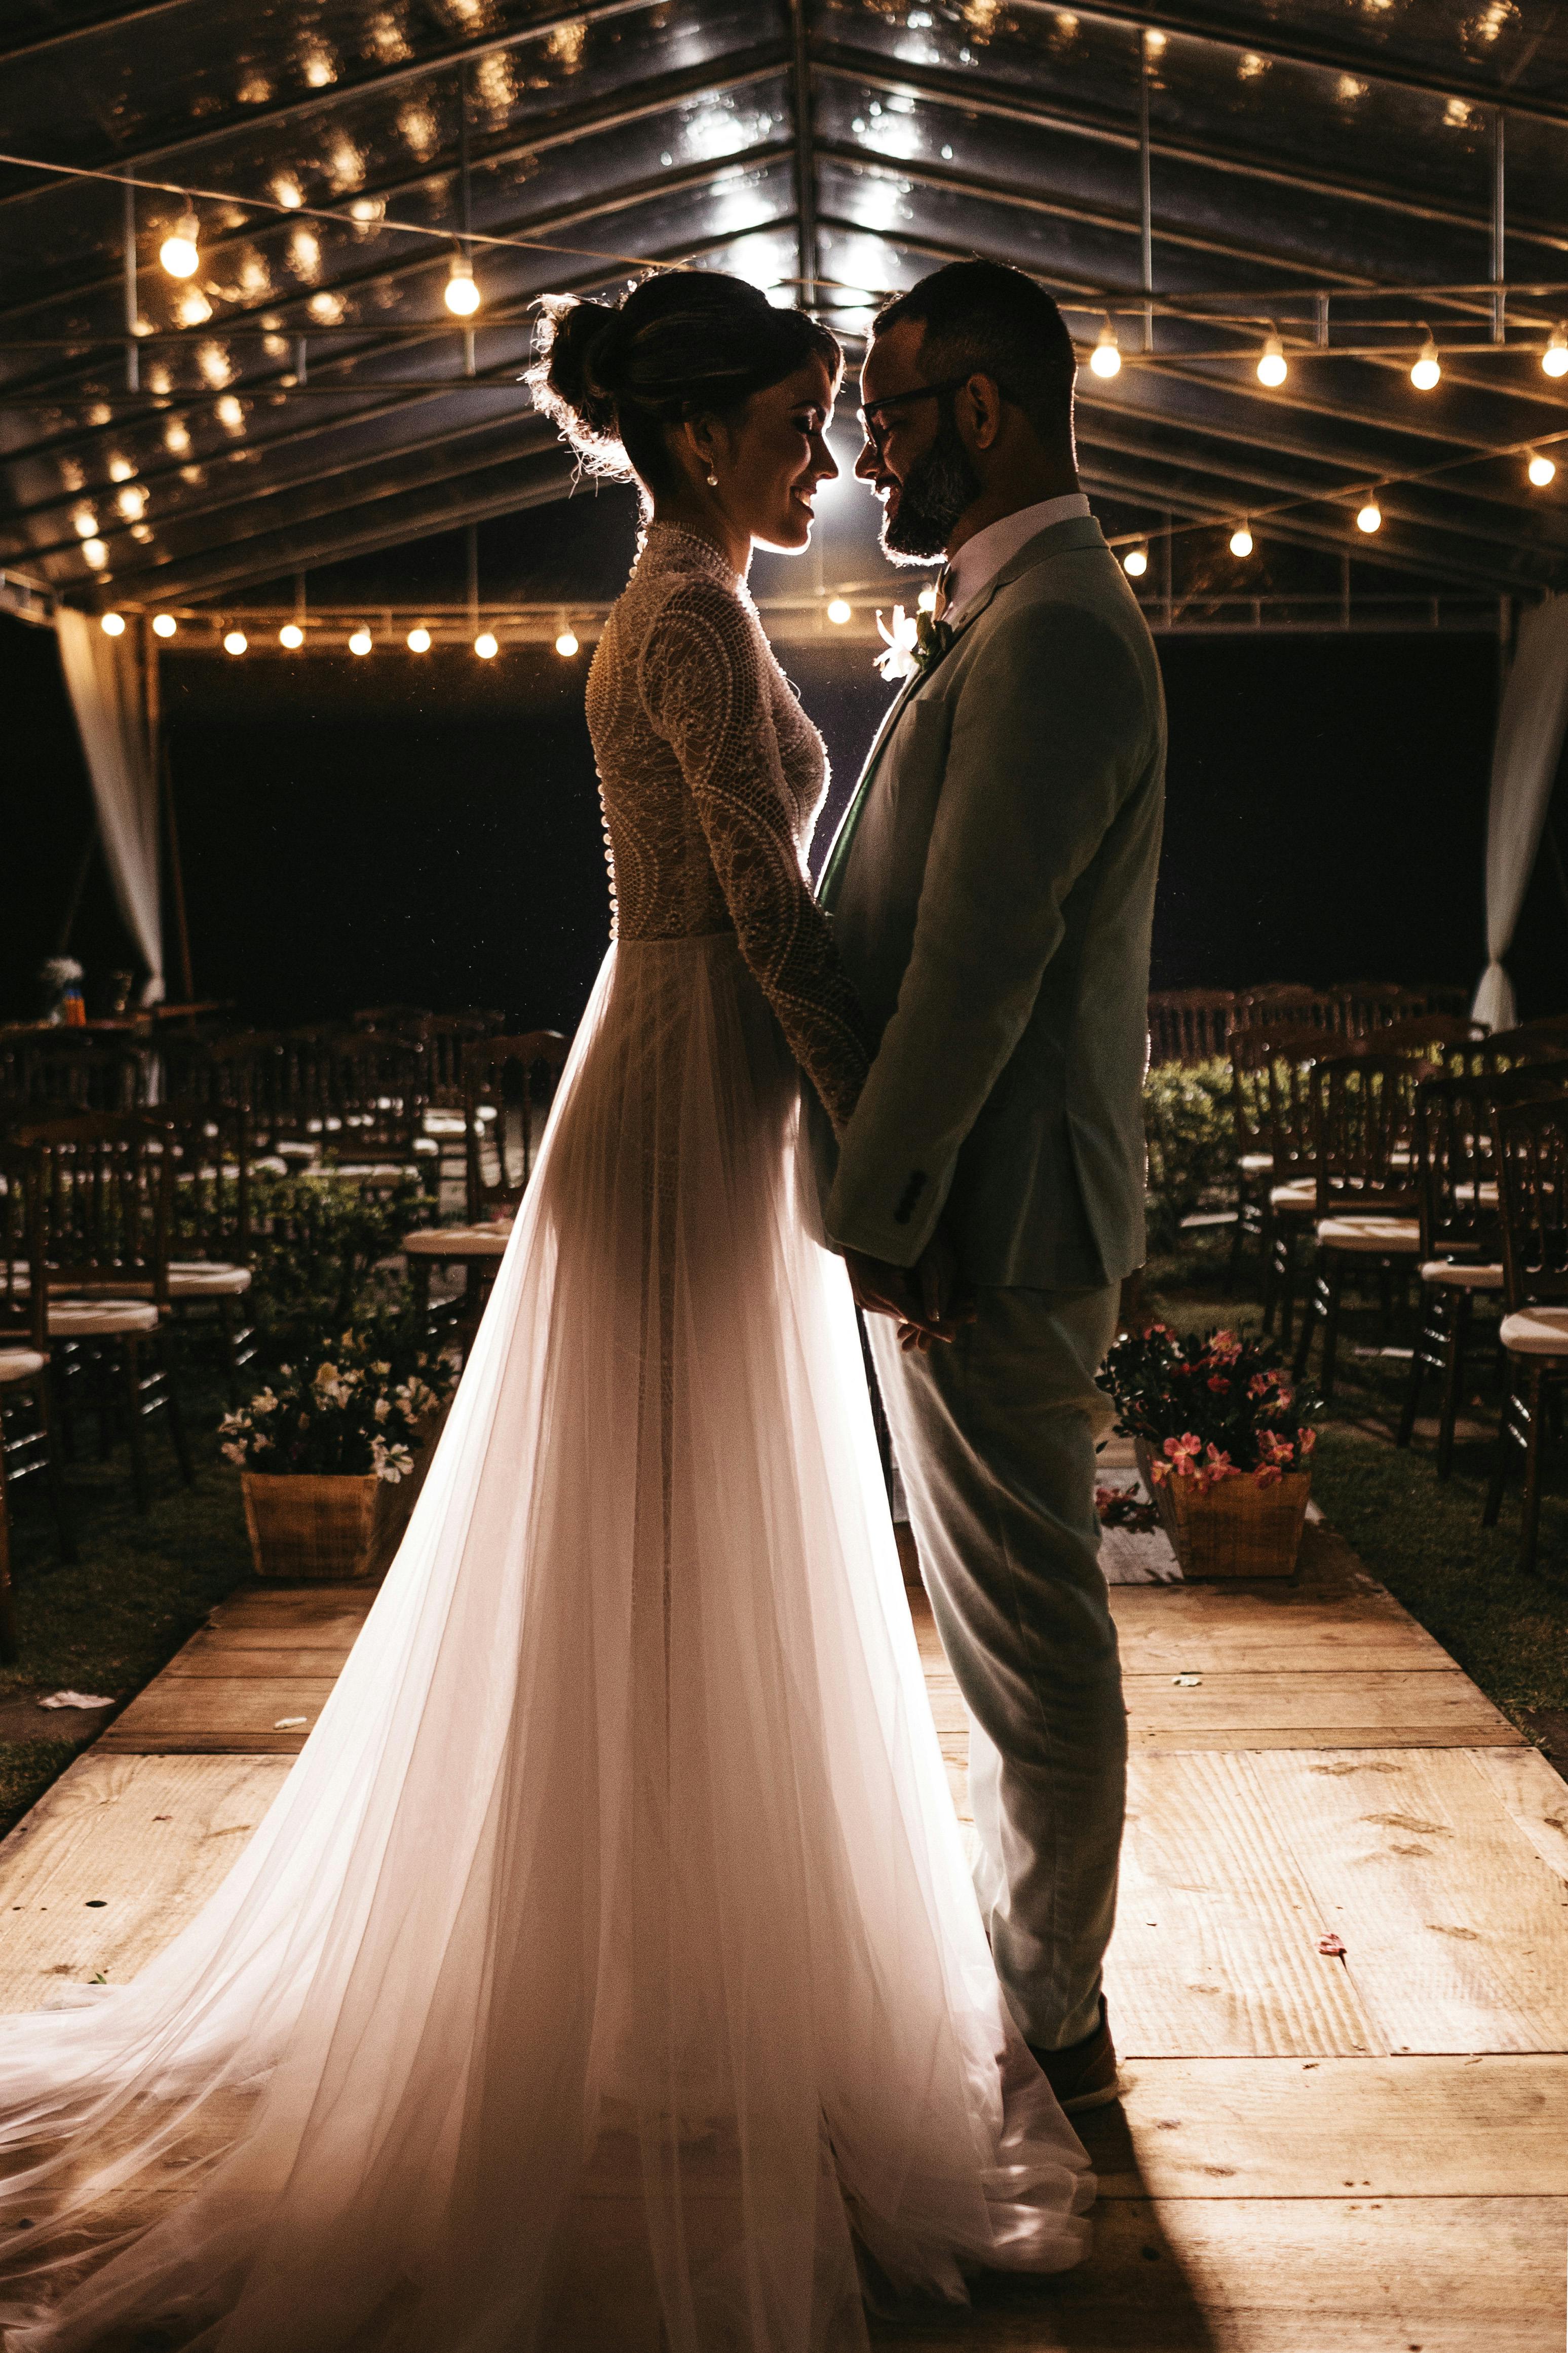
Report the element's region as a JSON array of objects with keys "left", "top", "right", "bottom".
[{"left": 0, "top": 933, "right": 1091, "bottom": 2352}]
